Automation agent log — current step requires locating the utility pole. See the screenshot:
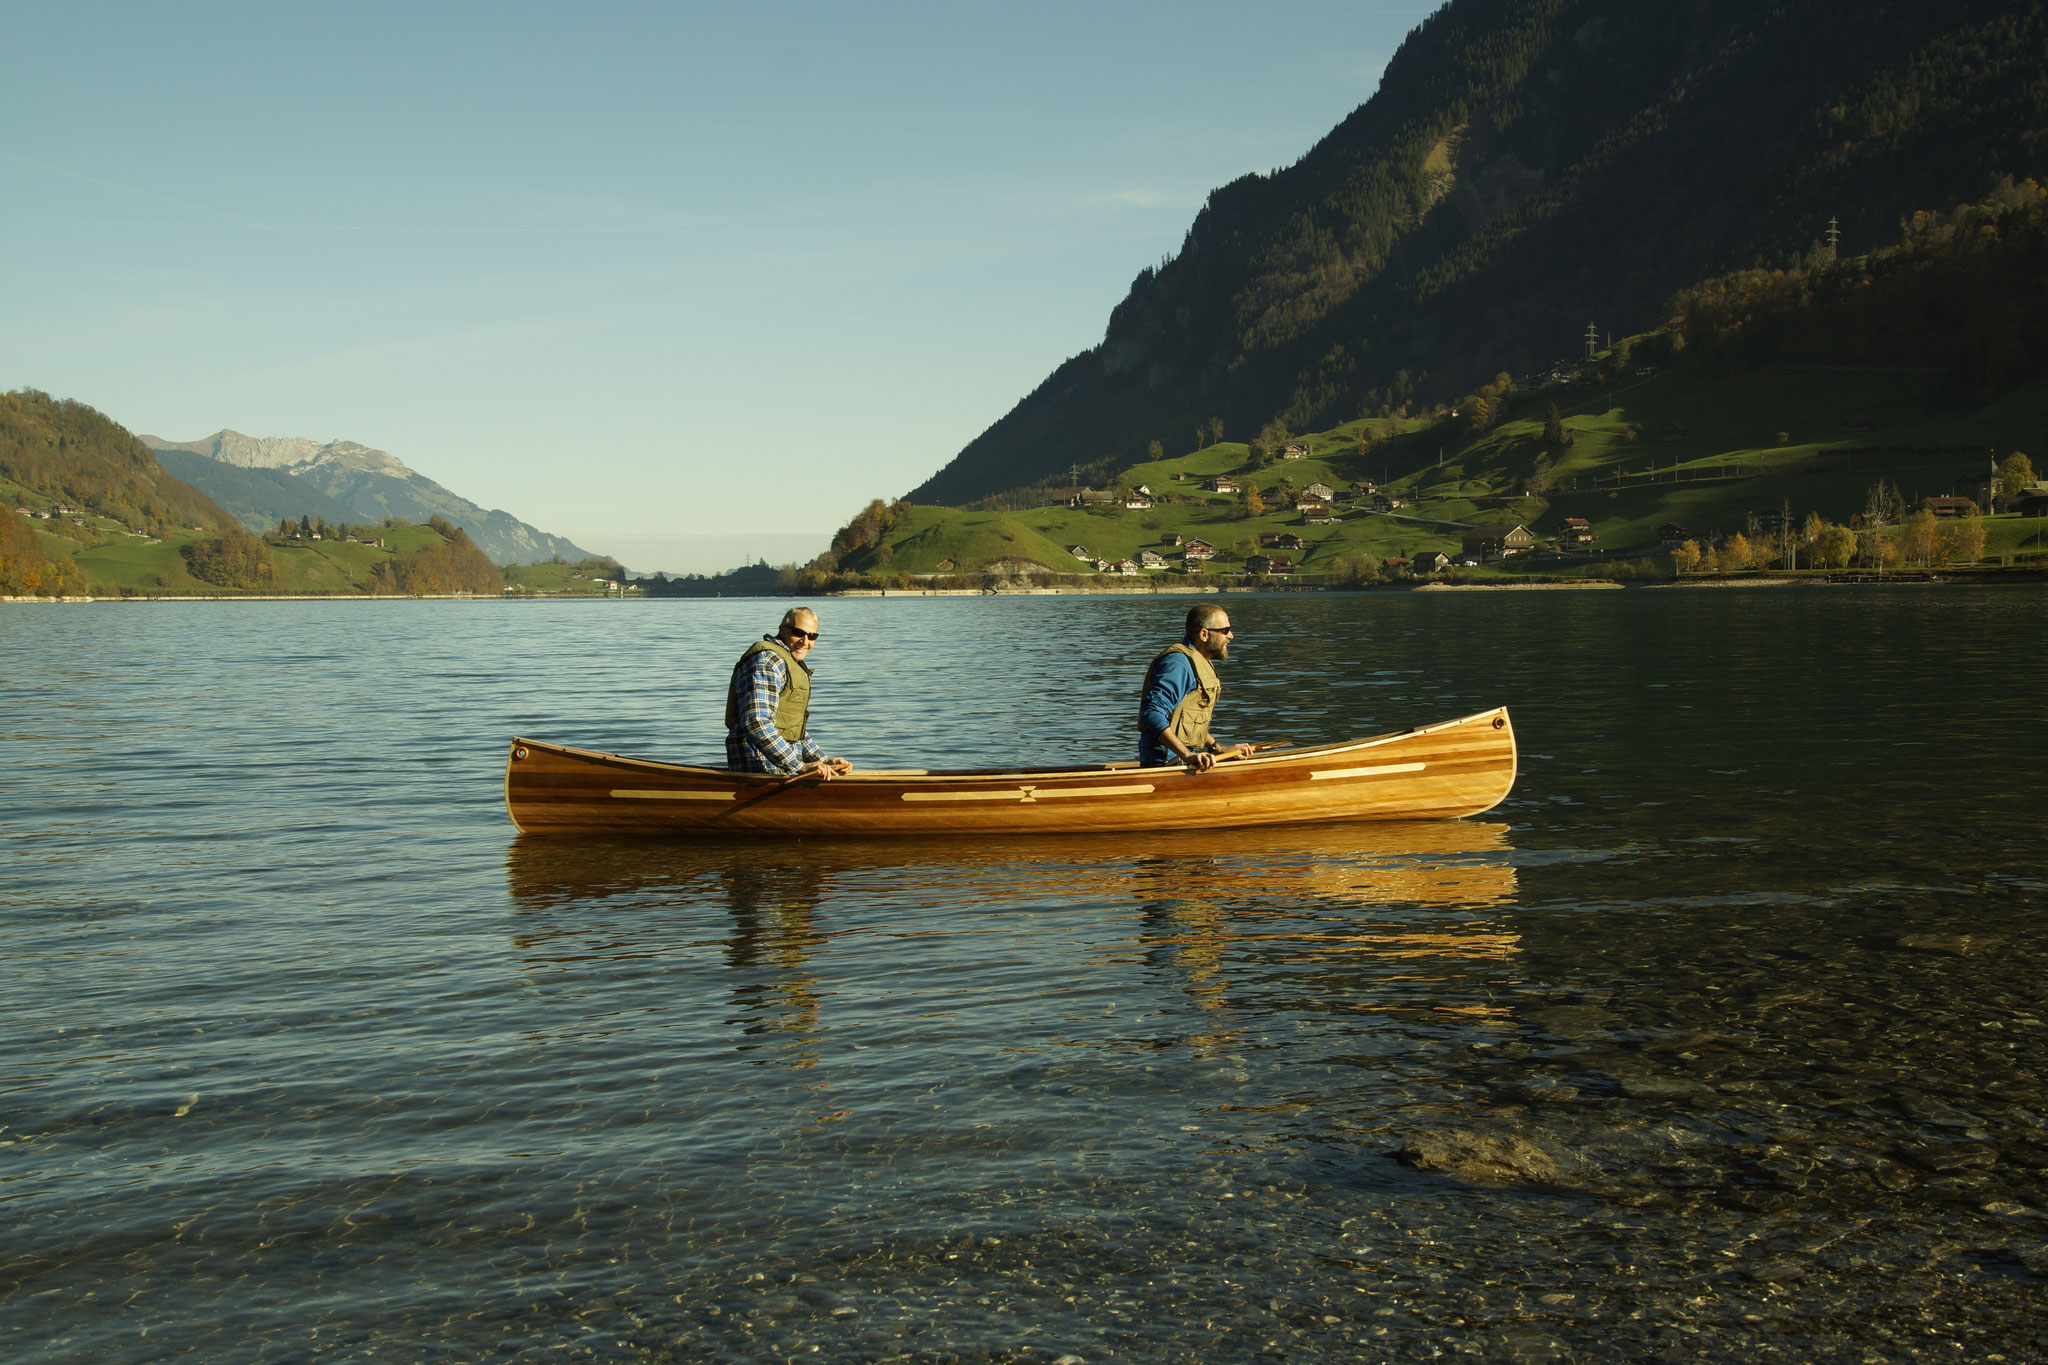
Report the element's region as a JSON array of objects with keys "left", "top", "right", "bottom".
[
  {"left": 1584, "top": 322, "right": 1598, "bottom": 361},
  {"left": 1826, "top": 216, "right": 1841, "bottom": 257}
]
